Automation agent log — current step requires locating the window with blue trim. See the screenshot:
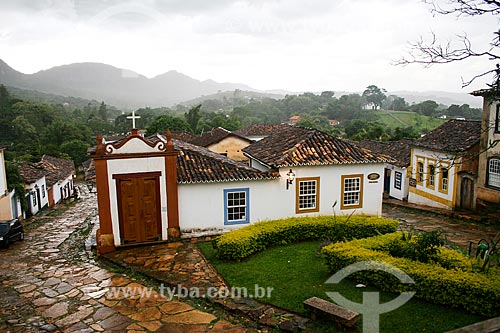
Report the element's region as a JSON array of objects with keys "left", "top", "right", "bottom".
[{"left": 224, "top": 188, "right": 249, "bottom": 224}]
